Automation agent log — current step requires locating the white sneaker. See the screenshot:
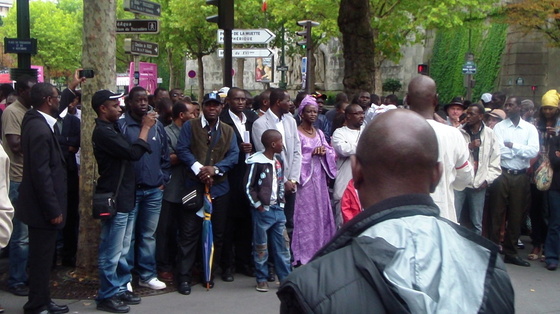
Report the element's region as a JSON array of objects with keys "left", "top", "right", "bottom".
[
  {"left": 139, "top": 277, "right": 166, "bottom": 290},
  {"left": 127, "top": 282, "right": 133, "bottom": 292}
]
